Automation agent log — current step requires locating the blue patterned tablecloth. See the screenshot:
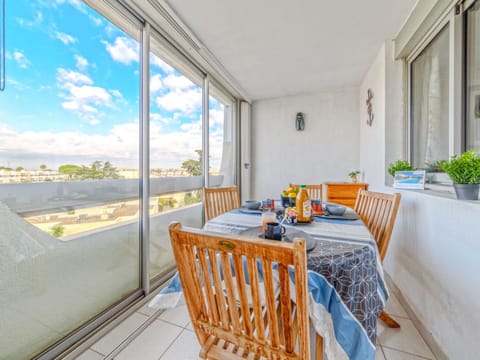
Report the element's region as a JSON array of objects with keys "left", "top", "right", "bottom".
[{"left": 150, "top": 208, "right": 388, "bottom": 360}]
